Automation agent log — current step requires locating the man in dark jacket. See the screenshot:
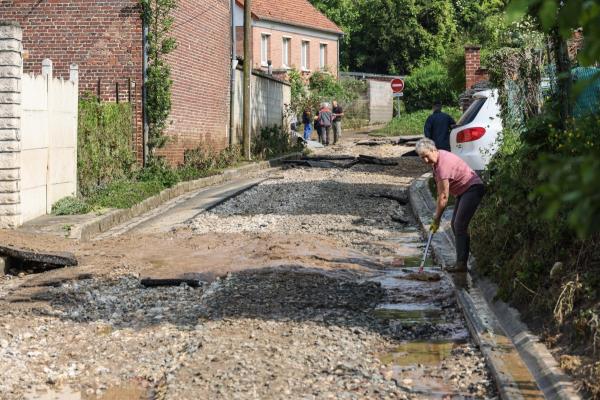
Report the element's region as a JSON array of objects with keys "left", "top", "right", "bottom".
[
  {"left": 424, "top": 101, "right": 456, "bottom": 151},
  {"left": 332, "top": 100, "right": 344, "bottom": 144}
]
